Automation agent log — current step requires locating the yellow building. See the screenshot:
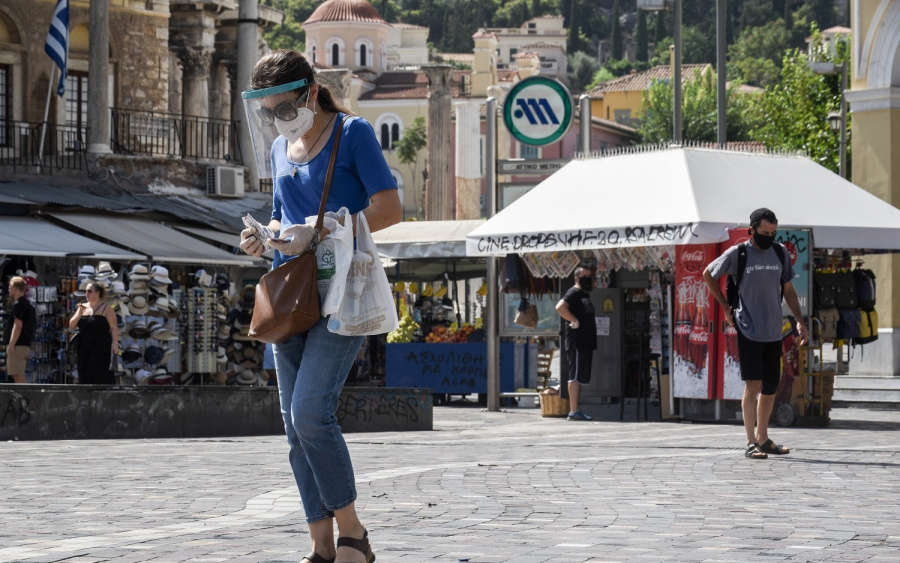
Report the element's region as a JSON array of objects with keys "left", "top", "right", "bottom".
[
  {"left": 846, "top": 0, "right": 900, "bottom": 377},
  {"left": 585, "top": 64, "right": 711, "bottom": 126}
]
